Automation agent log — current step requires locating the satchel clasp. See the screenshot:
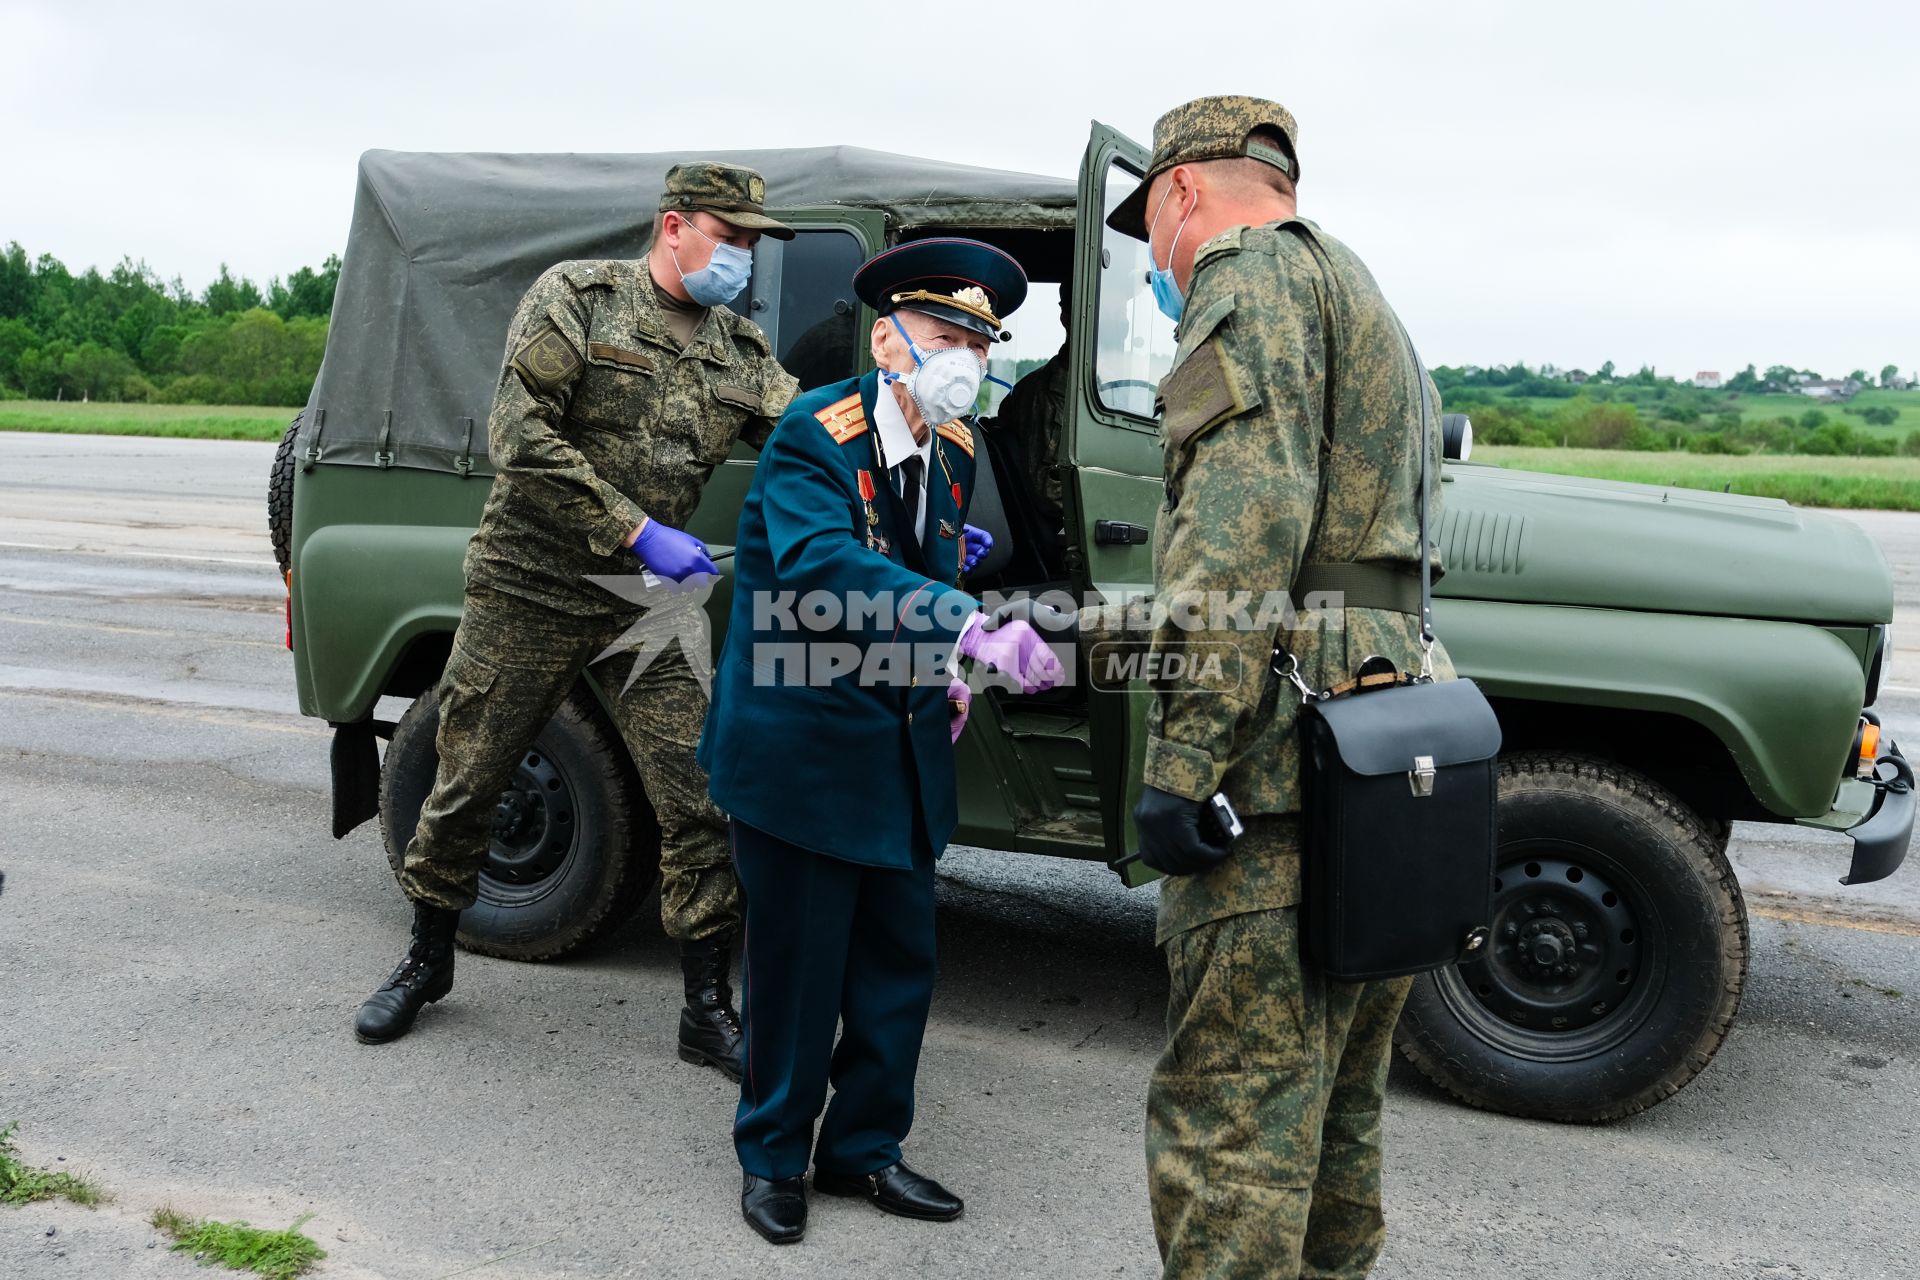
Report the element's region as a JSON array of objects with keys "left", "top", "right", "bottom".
[{"left": 1410, "top": 755, "right": 1437, "bottom": 797}]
